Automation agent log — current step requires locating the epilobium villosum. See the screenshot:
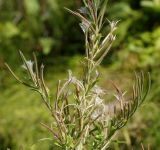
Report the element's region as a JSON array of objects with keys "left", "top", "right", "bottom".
[{"left": 5, "top": 0, "right": 150, "bottom": 149}]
